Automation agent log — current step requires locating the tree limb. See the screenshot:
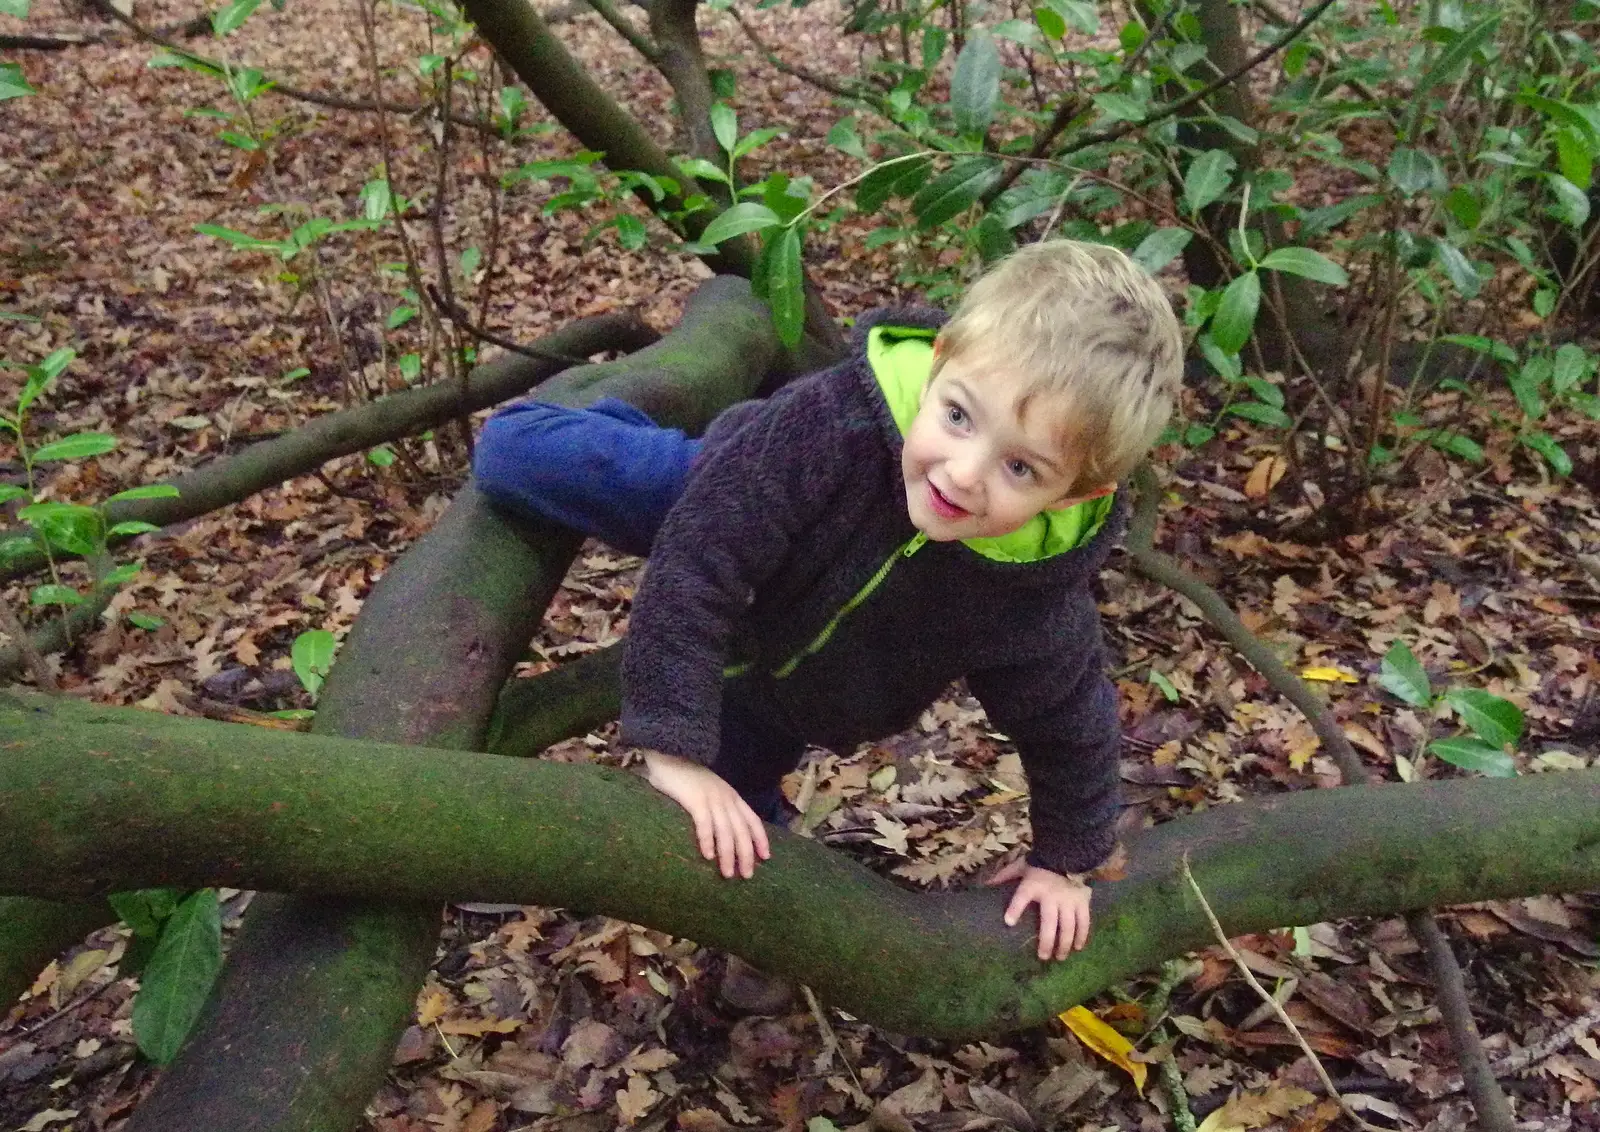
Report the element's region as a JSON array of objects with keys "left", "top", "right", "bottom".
[
  {"left": 581, "top": 0, "right": 660, "bottom": 64},
  {"left": 648, "top": 0, "right": 721, "bottom": 168},
  {"left": 2, "top": 688, "right": 1598, "bottom": 1039},
  {"left": 0, "top": 312, "right": 654, "bottom": 586},
  {"left": 122, "top": 277, "right": 785, "bottom": 1132}
]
